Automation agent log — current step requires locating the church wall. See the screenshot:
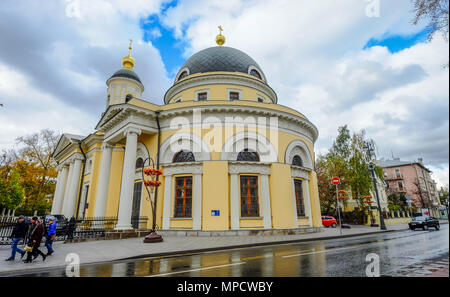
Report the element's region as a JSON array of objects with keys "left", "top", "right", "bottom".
[
  {"left": 167, "top": 83, "right": 269, "bottom": 103},
  {"left": 269, "top": 163, "right": 296, "bottom": 229},
  {"left": 308, "top": 171, "right": 322, "bottom": 227},
  {"left": 127, "top": 97, "right": 308, "bottom": 121},
  {"left": 84, "top": 145, "right": 103, "bottom": 218},
  {"left": 107, "top": 78, "right": 142, "bottom": 106},
  {"left": 202, "top": 161, "right": 229, "bottom": 230},
  {"left": 105, "top": 148, "right": 125, "bottom": 217}
]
